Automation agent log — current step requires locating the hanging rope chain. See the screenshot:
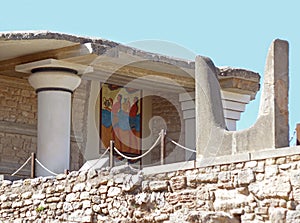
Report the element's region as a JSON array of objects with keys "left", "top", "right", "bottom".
[
  {"left": 11, "top": 156, "right": 32, "bottom": 176},
  {"left": 113, "top": 133, "right": 162, "bottom": 160},
  {"left": 35, "top": 158, "right": 58, "bottom": 176},
  {"left": 86, "top": 147, "right": 110, "bottom": 171},
  {"left": 166, "top": 136, "right": 196, "bottom": 153}
]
